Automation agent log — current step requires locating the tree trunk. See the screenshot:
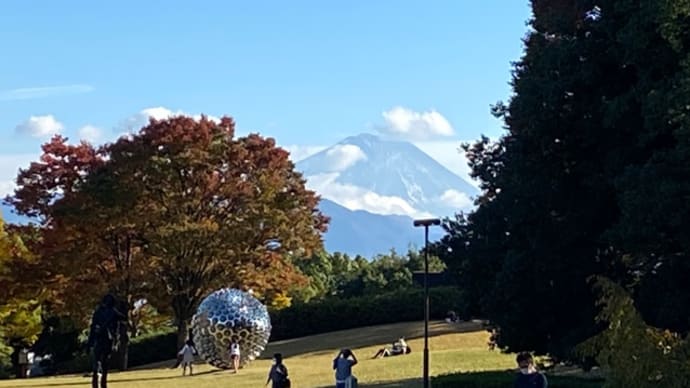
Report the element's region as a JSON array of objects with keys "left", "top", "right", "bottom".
[
  {"left": 176, "top": 320, "right": 189, "bottom": 349},
  {"left": 110, "top": 297, "right": 131, "bottom": 371},
  {"left": 112, "top": 323, "right": 130, "bottom": 371},
  {"left": 9, "top": 346, "right": 19, "bottom": 378}
]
